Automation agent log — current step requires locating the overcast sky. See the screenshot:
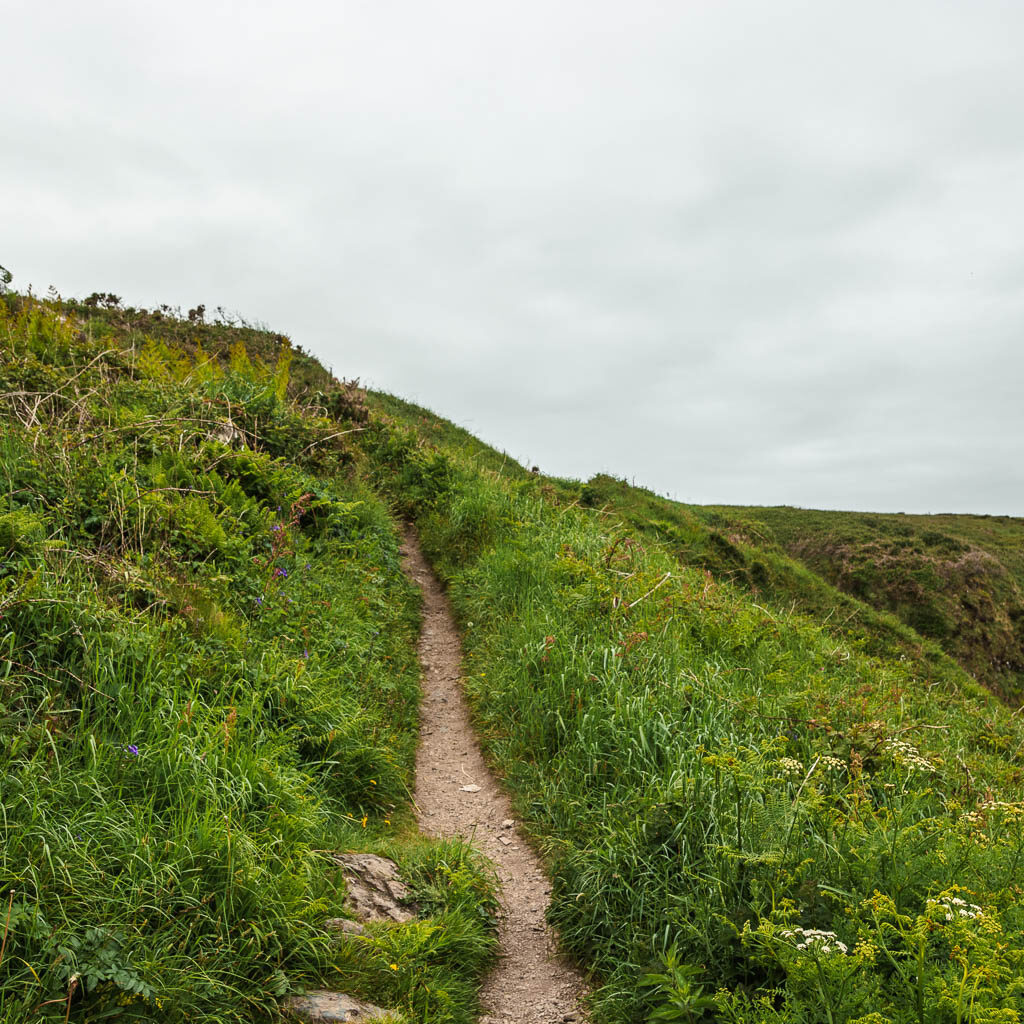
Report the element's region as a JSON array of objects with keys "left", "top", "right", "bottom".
[{"left": 5, "top": 1, "right": 1023, "bottom": 514}]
